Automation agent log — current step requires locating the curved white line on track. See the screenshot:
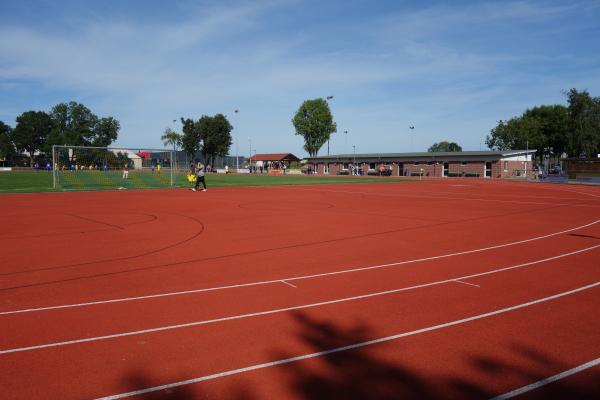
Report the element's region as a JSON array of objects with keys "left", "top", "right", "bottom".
[
  {"left": 1, "top": 219, "right": 598, "bottom": 316},
  {"left": 490, "top": 357, "right": 600, "bottom": 399},
  {"left": 1, "top": 244, "right": 598, "bottom": 355},
  {"left": 287, "top": 186, "right": 599, "bottom": 206},
  {"left": 95, "top": 282, "right": 600, "bottom": 400}
]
